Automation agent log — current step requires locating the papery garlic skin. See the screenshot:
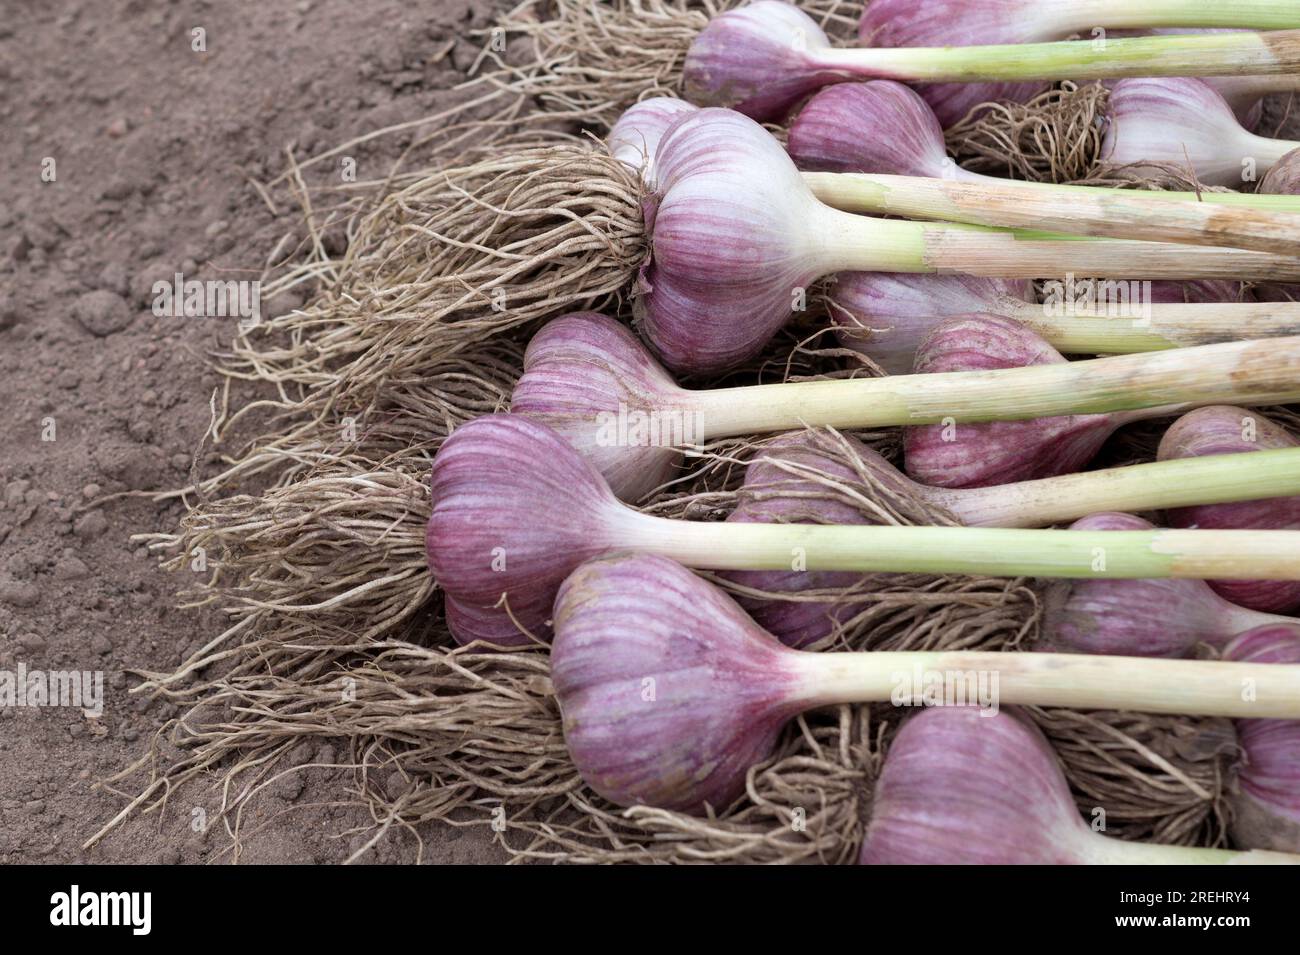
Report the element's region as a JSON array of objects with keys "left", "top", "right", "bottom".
[
  {"left": 1147, "top": 279, "right": 1242, "bottom": 304},
  {"left": 1255, "top": 148, "right": 1300, "bottom": 303},
  {"left": 511, "top": 312, "right": 689, "bottom": 503},
  {"left": 1101, "top": 77, "right": 1296, "bottom": 188},
  {"left": 551, "top": 553, "right": 807, "bottom": 812},
  {"left": 720, "top": 431, "right": 904, "bottom": 648},
  {"left": 901, "top": 316, "right": 1139, "bottom": 488},
  {"left": 636, "top": 107, "right": 836, "bottom": 374},
  {"left": 607, "top": 97, "right": 698, "bottom": 186},
  {"left": 1261, "top": 146, "right": 1300, "bottom": 196},
  {"left": 862, "top": 703, "right": 1300, "bottom": 864},
  {"left": 1143, "top": 28, "right": 1282, "bottom": 130},
  {"left": 682, "top": 1, "right": 856, "bottom": 123},
  {"left": 427, "top": 415, "right": 646, "bottom": 646},
  {"left": 828, "top": 275, "right": 1035, "bottom": 375},
  {"left": 859, "top": 706, "right": 1095, "bottom": 864},
  {"left": 1224, "top": 626, "right": 1300, "bottom": 852},
  {"left": 788, "top": 81, "right": 992, "bottom": 182},
  {"left": 1159, "top": 406, "right": 1300, "bottom": 613},
  {"left": 858, "top": 0, "right": 1050, "bottom": 128},
  {"left": 1040, "top": 512, "right": 1281, "bottom": 657}
]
